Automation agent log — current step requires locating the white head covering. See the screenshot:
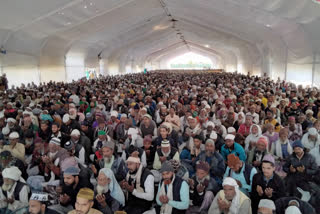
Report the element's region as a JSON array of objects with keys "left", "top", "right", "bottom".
[
  {"left": 110, "top": 110, "right": 118, "bottom": 118},
  {"left": 9, "top": 131, "right": 19, "bottom": 139},
  {"left": 99, "top": 168, "right": 125, "bottom": 206},
  {"left": 206, "top": 121, "right": 215, "bottom": 128},
  {"left": 210, "top": 132, "right": 217, "bottom": 140},
  {"left": 70, "top": 129, "right": 81, "bottom": 136},
  {"left": 258, "top": 199, "right": 276, "bottom": 210},
  {"left": 225, "top": 134, "right": 235, "bottom": 141},
  {"left": 285, "top": 206, "right": 302, "bottom": 214},
  {"left": 7, "top": 118, "right": 16, "bottom": 123},
  {"left": 227, "top": 127, "right": 236, "bottom": 133},
  {"left": 2, "top": 166, "right": 22, "bottom": 181},
  {"left": 30, "top": 193, "right": 49, "bottom": 202},
  {"left": 62, "top": 114, "right": 70, "bottom": 123},
  {"left": 308, "top": 127, "right": 318, "bottom": 136},
  {"left": 222, "top": 177, "right": 240, "bottom": 214}
]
